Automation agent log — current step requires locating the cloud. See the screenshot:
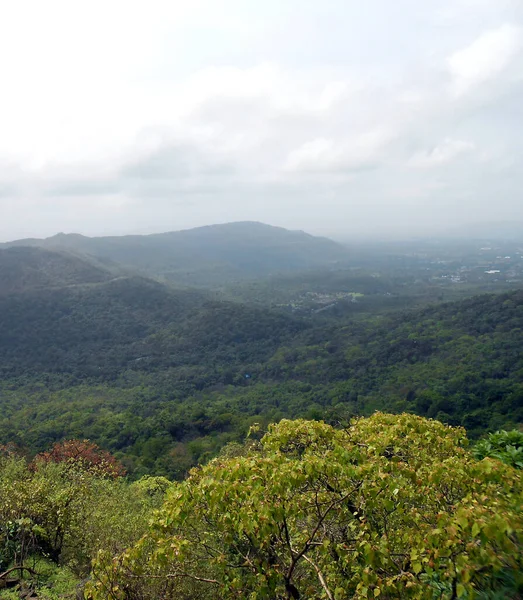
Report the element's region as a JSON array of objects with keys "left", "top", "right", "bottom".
[
  {"left": 283, "top": 130, "right": 393, "bottom": 173},
  {"left": 0, "top": 0, "right": 522, "bottom": 241},
  {"left": 408, "top": 139, "right": 476, "bottom": 168},
  {"left": 448, "top": 24, "right": 522, "bottom": 96},
  {"left": 122, "top": 142, "right": 234, "bottom": 181}
]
